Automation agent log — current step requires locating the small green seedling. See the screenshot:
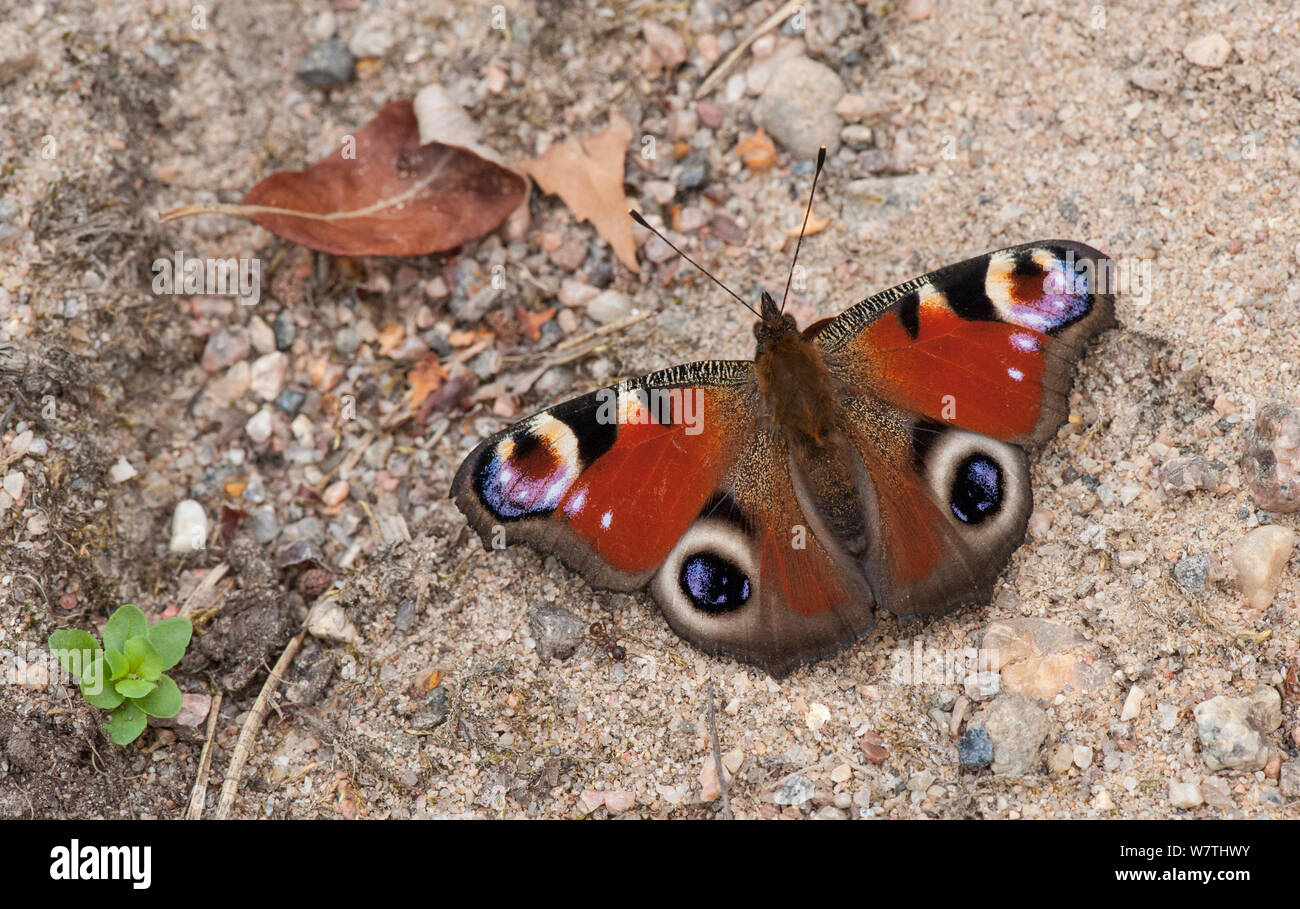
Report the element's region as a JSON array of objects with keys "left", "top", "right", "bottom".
[{"left": 48, "top": 604, "right": 193, "bottom": 746}]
